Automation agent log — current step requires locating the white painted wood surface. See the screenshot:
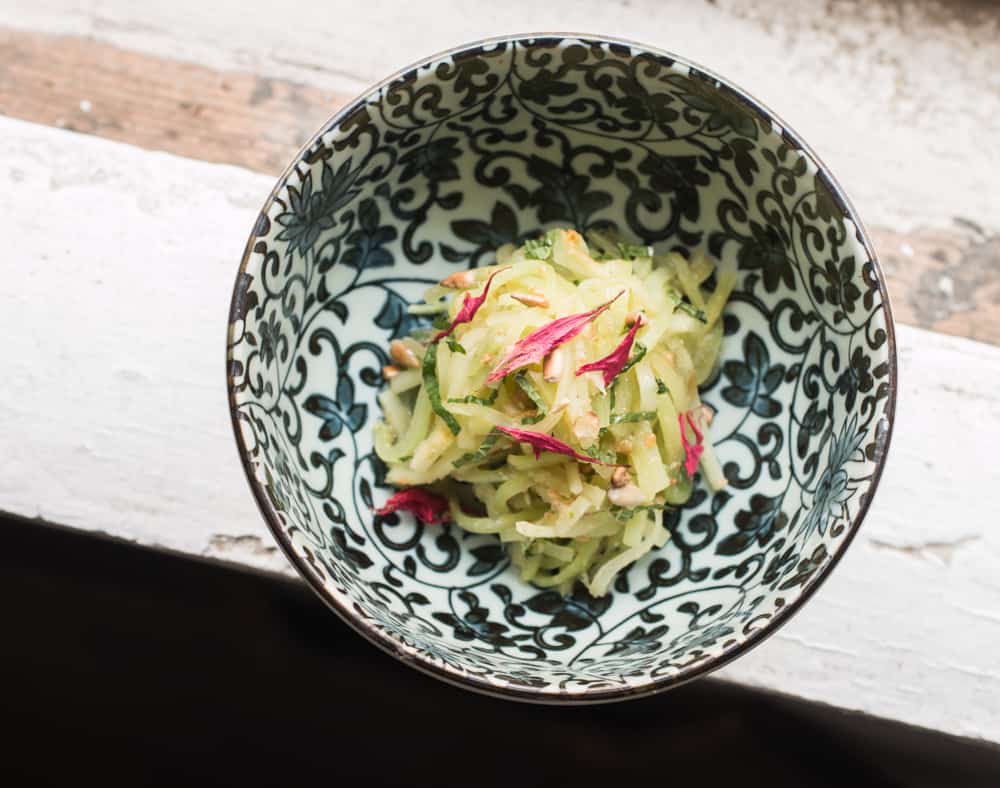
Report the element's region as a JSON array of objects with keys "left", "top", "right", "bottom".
[
  {"left": 3, "top": 0, "right": 999, "bottom": 234},
  {"left": 2, "top": 115, "right": 999, "bottom": 741}
]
